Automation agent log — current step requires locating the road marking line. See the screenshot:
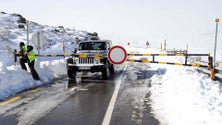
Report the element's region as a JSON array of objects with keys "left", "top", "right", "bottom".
[
  {"left": 0, "top": 96, "right": 21, "bottom": 106},
  {"left": 0, "top": 87, "right": 41, "bottom": 107},
  {"left": 102, "top": 64, "right": 128, "bottom": 125},
  {"left": 29, "top": 88, "right": 41, "bottom": 93}
]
